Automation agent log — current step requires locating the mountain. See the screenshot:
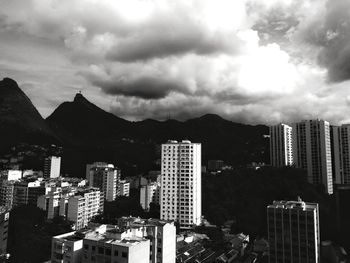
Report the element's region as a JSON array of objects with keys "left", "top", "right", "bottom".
[
  {"left": 47, "top": 93, "right": 129, "bottom": 145},
  {"left": 0, "top": 77, "right": 269, "bottom": 175},
  {"left": 0, "top": 78, "right": 58, "bottom": 153},
  {"left": 47, "top": 94, "right": 269, "bottom": 176}
]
